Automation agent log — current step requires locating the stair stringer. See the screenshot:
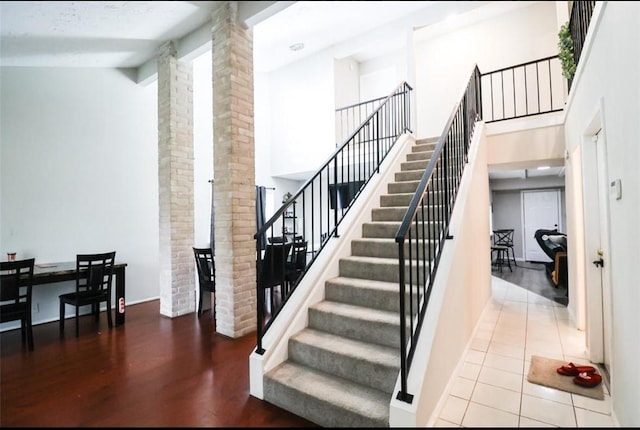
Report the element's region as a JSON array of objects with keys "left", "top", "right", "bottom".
[
  {"left": 249, "top": 132, "right": 417, "bottom": 400},
  {"left": 389, "top": 122, "right": 493, "bottom": 426}
]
